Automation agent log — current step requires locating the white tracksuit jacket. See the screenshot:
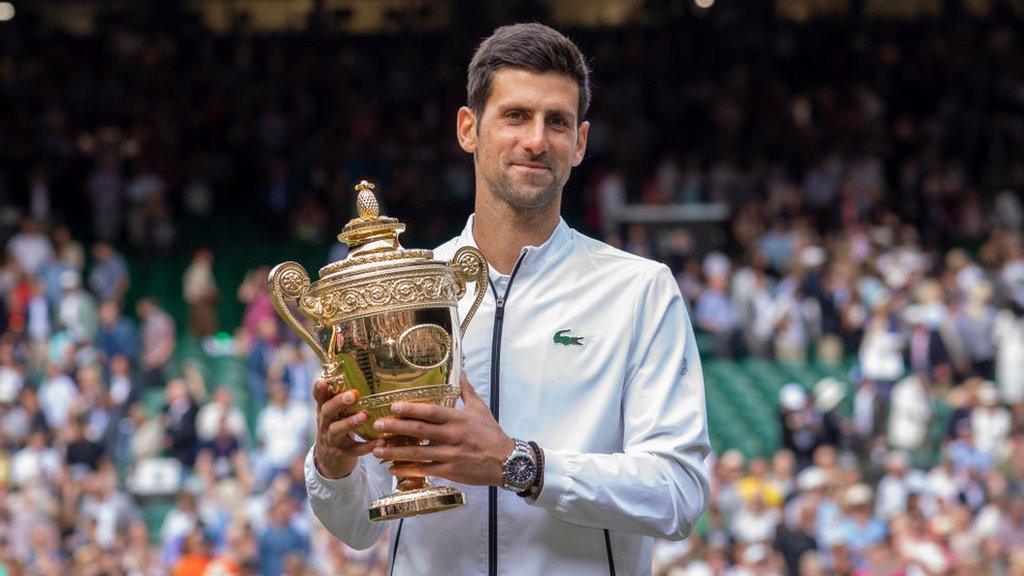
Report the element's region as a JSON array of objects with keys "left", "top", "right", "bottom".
[{"left": 305, "top": 215, "right": 711, "bottom": 575}]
